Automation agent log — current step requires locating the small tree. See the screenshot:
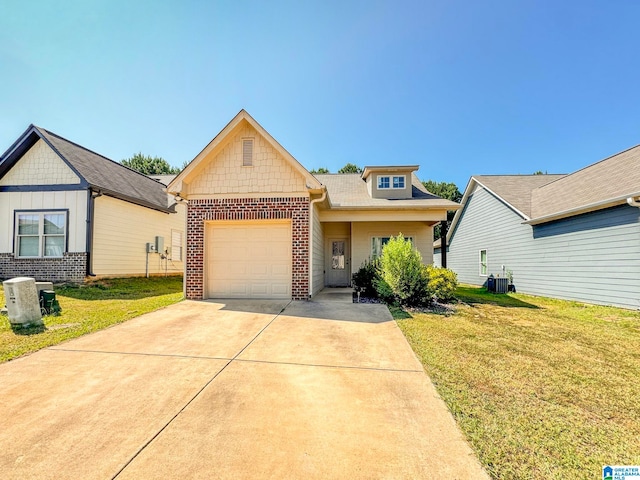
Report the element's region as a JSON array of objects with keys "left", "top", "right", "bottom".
[
  {"left": 310, "top": 167, "right": 330, "bottom": 174},
  {"left": 375, "top": 234, "right": 429, "bottom": 306},
  {"left": 422, "top": 180, "right": 462, "bottom": 240},
  {"left": 121, "top": 153, "right": 180, "bottom": 175},
  {"left": 338, "top": 163, "right": 363, "bottom": 174}
]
